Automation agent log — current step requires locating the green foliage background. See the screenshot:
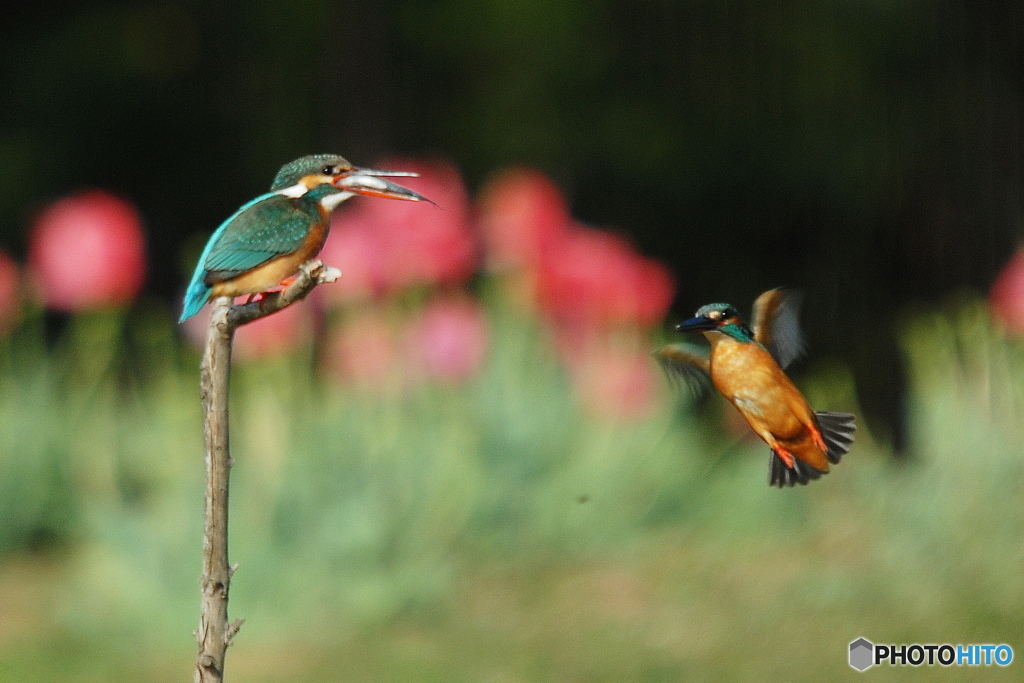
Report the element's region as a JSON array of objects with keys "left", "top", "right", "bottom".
[{"left": 0, "top": 294, "right": 1022, "bottom": 680}]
